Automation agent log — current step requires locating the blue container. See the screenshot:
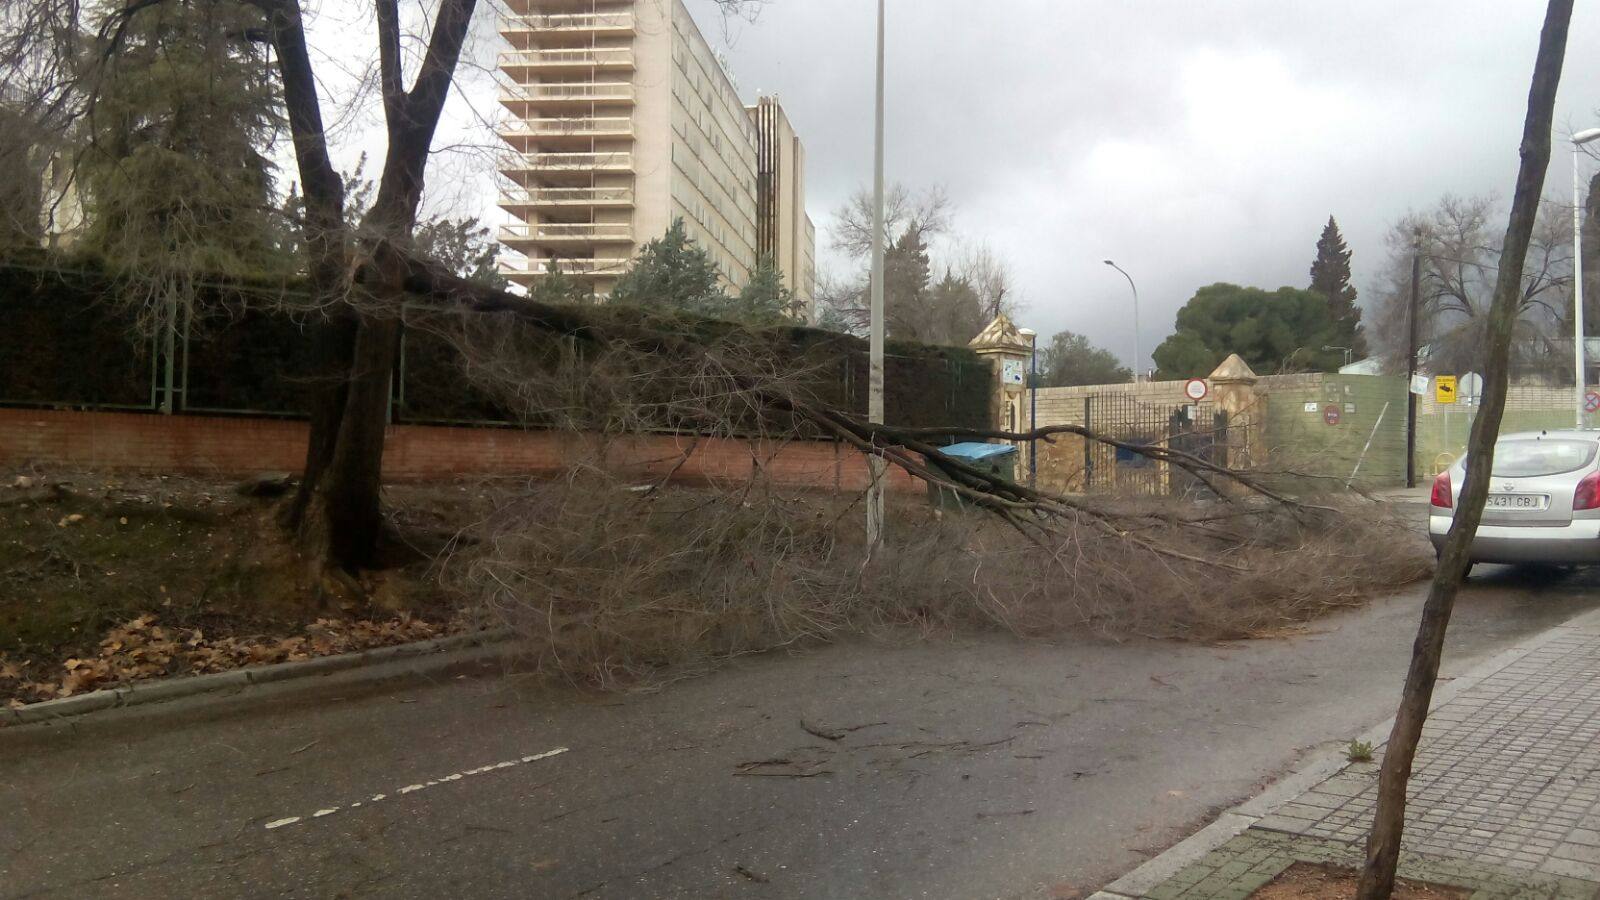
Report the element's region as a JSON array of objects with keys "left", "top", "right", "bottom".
[{"left": 926, "top": 442, "right": 1018, "bottom": 510}]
